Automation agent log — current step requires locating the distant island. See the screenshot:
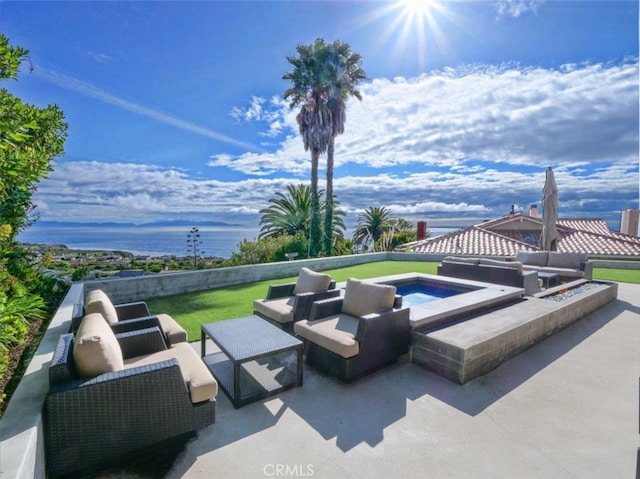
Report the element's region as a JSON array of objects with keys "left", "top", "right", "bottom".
[{"left": 34, "top": 220, "right": 245, "bottom": 228}]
